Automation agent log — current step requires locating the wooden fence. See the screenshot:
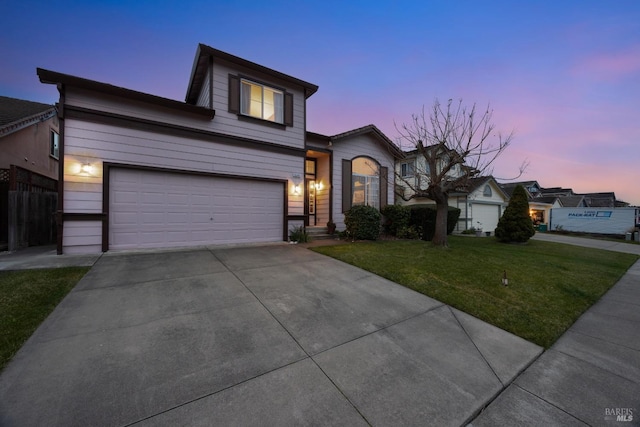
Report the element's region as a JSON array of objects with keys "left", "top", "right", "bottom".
[
  {"left": 1, "top": 166, "right": 58, "bottom": 251},
  {"left": 6, "top": 191, "right": 58, "bottom": 251}
]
